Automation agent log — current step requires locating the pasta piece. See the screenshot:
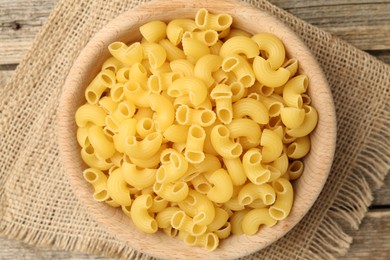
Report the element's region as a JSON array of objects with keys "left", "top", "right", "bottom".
[
  {"left": 153, "top": 181, "right": 189, "bottom": 202},
  {"left": 98, "top": 96, "right": 118, "bottom": 114},
  {"left": 88, "top": 125, "right": 116, "bottom": 160},
  {"left": 207, "top": 169, "right": 233, "bottom": 203},
  {"left": 129, "top": 62, "right": 148, "bottom": 84},
  {"left": 77, "top": 127, "right": 90, "bottom": 149},
  {"left": 170, "top": 59, "right": 194, "bottom": 77},
  {"left": 102, "top": 56, "right": 125, "bottom": 73},
  {"left": 175, "top": 105, "right": 216, "bottom": 127},
  {"left": 224, "top": 28, "right": 252, "bottom": 40},
  {"left": 195, "top": 8, "right": 232, "bottom": 31},
  {"left": 194, "top": 54, "right": 222, "bottom": 87},
  {"left": 156, "top": 207, "right": 180, "bottom": 229},
  {"left": 207, "top": 208, "right": 229, "bottom": 232},
  {"left": 123, "top": 81, "right": 150, "bottom": 108},
  {"left": 209, "top": 40, "right": 223, "bottom": 55},
  {"left": 149, "top": 195, "right": 169, "bottom": 213},
  {"left": 116, "top": 67, "right": 131, "bottom": 83},
  {"left": 75, "top": 104, "right": 107, "bottom": 127},
  {"left": 230, "top": 208, "right": 251, "bottom": 235},
  {"left": 140, "top": 20, "right": 167, "bottom": 42},
  {"left": 282, "top": 58, "right": 298, "bottom": 77},
  {"left": 283, "top": 75, "right": 308, "bottom": 108},
  {"left": 168, "top": 77, "right": 208, "bottom": 106},
  {"left": 148, "top": 93, "right": 175, "bottom": 132},
  {"left": 163, "top": 124, "right": 189, "bottom": 143},
  {"left": 226, "top": 119, "right": 261, "bottom": 148},
  {"left": 107, "top": 168, "right": 132, "bottom": 206},
  {"left": 111, "top": 100, "right": 136, "bottom": 123},
  {"left": 252, "top": 33, "right": 286, "bottom": 70},
  {"left": 159, "top": 39, "right": 186, "bottom": 61},
  {"left": 242, "top": 208, "right": 277, "bottom": 235},
  {"left": 280, "top": 107, "right": 305, "bottom": 129},
  {"left": 261, "top": 129, "right": 283, "bottom": 163},
  {"left": 223, "top": 157, "right": 246, "bottom": 186},
  {"left": 136, "top": 118, "right": 155, "bottom": 138},
  {"left": 191, "top": 174, "right": 212, "bottom": 194},
  {"left": 269, "top": 178, "right": 293, "bottom": 220},
  {"left": 286, "top": 136, "right": 311, "bottom": 159},
  {"left": 232, "top": 98, "right": 269, "bottom": 124},
  {"left": 210, "top": 124, "right": 242, "bottom": 159},
  {"left": 166, "top": 18, "right": 197, "bottom": 45},
  {"left": 110, "top": 83, "right": 125, "bottom": 103},
  {"left": 287, "top": 160, "right": 304, "bottom": 180},
  {"left": 112, "top": 118, "right": 137, "bottom": 153},
  {"left": 237, "top": 183, "right": 276, "bottom": 206},
  {"left": 192, "top": 30, "right": 219, "bottom": 46},
  {"left": 83, "top": 168, "right": 109, "bottom": 202},
  {"left": 193, "top": 154, "right": 221, "bottom": 175},
  {"left": 230, "top": 82, "right": 247, "bottom": 102},
  {"left": 142, "top": 42, "right": 167, "bottom": 69},
  {"left": 171, "top": 210, "right": 207, "bottom": 236},
  {"left": 222, "top": 54, "right": 255, "bottom": 87},
  {"left": 210, "top": 84, "right": 233, "bottom": 124},
  {"left": 271, "top": 152, "right": 289, "bottom": 176},
  {"left": 182, "top": 37, "right": 210, "bottom": 62},
  {"left": 214, "top": 222, "right": 231, "bottom": 239},
  {"left": 81, "top": 145, "right": 112, "bottom": 171},
  {"left": 130, "top": 144, "right": 167, "bottom": 169},
  {"left": 285, "top": 105, "right": 318, "bottom": 137},
  {"left": 85, "top": 69, "right": 116, "bottom": 104},
  {"left": 181, "top": 164, "right": 201, "bottom": 182},
  {"left": 193, "top": 232, "right": 219, "bottom": 251},
  {"left": 177, "top": 190, "right": 215, "bottom": 226},
  {"left": 108, "top": 42, "right": 143, "bottom": 66},
  {"left": 157, "top": 149, "right": 188, "bottom": 183},
  {"left": 124, "top": 132, "right": 163, "bottom": 160},
  {"left": 253, "top": 56, "right": 290, "bottom": 87},
  {"left": 122, "top": 162, "right": 156, "bottom": 189},
  {"left": 130, "top": 194, "right": 158, "bottom": 233},
  {"left": 242, "top": 148, "right": 271, "bottom": 185},
  {"left": 185, "top": 125, "right": 206, "bottom": 163},
  {"left": 219, "top": 36, "right": 259, "bottom": 58}
]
